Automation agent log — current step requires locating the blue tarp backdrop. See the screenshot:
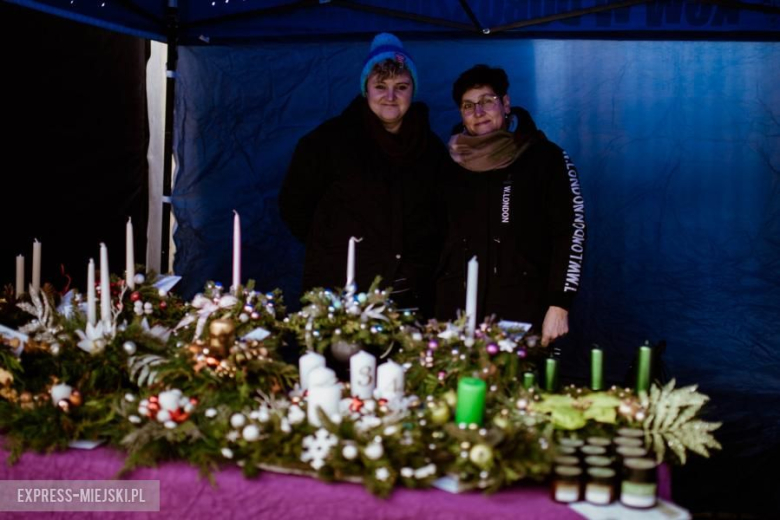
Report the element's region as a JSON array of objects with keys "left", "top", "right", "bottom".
[
  {"left": 4, "top": 0, "right": 780, "bottom": 510},
  {"left": 171, "top": 37, "right": 780, "bottom": 471}
]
